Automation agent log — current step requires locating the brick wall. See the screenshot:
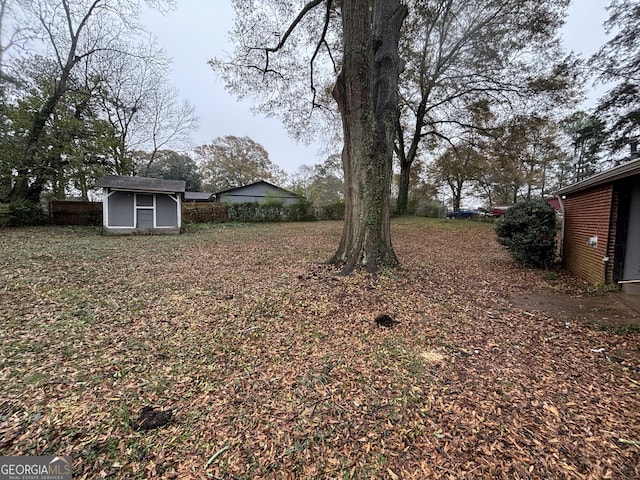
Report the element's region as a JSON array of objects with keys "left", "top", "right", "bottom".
[{"left": 563, "top": 185, "right": 613, "bottom": 285}]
